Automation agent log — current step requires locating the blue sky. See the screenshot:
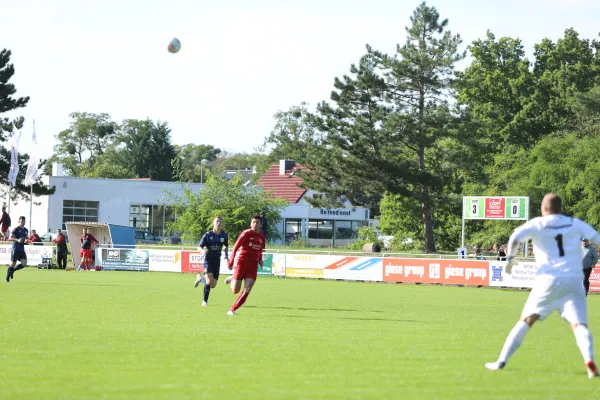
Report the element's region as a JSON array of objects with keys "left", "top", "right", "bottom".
[{"left": 2, "top": 0, "right": 599, "bottom": 159}]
